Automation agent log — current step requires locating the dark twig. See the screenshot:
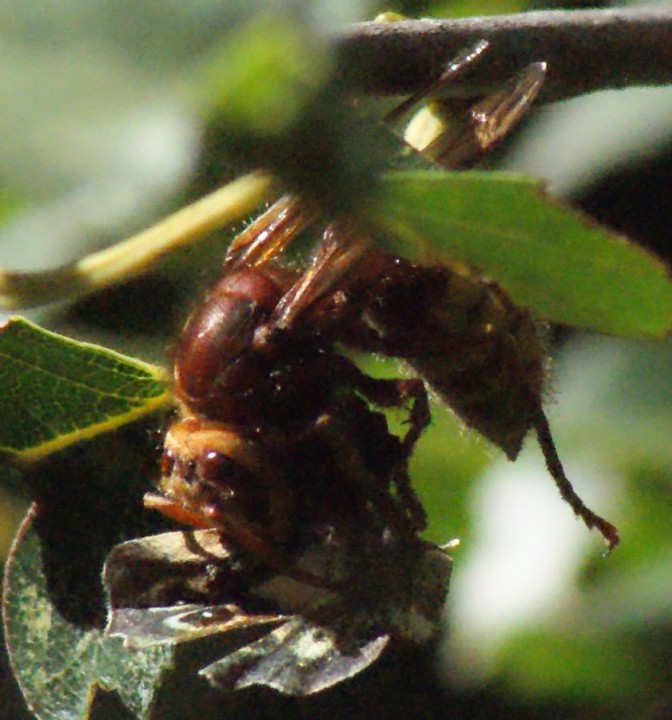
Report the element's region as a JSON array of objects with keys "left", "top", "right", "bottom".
[{"left": 334, "top": 8, "right": 672, "bottom": 103}]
